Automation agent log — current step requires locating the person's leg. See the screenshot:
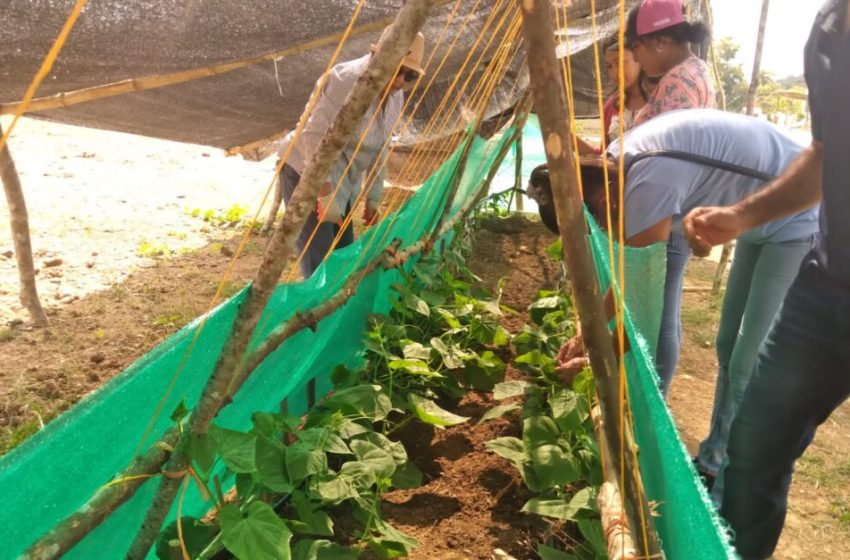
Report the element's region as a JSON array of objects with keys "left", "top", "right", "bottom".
[
  {"left": 719, "top": 266, "right": 850, "bottom": 560},
  {"left": 279, "top": 165, "right": 335, "bottom": 279},
  {"left": 656, "top": 232, "right": 692, "bottom": 396},
  {"left": 697, "top": 241, "right": 760, "bottom": 476}
]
